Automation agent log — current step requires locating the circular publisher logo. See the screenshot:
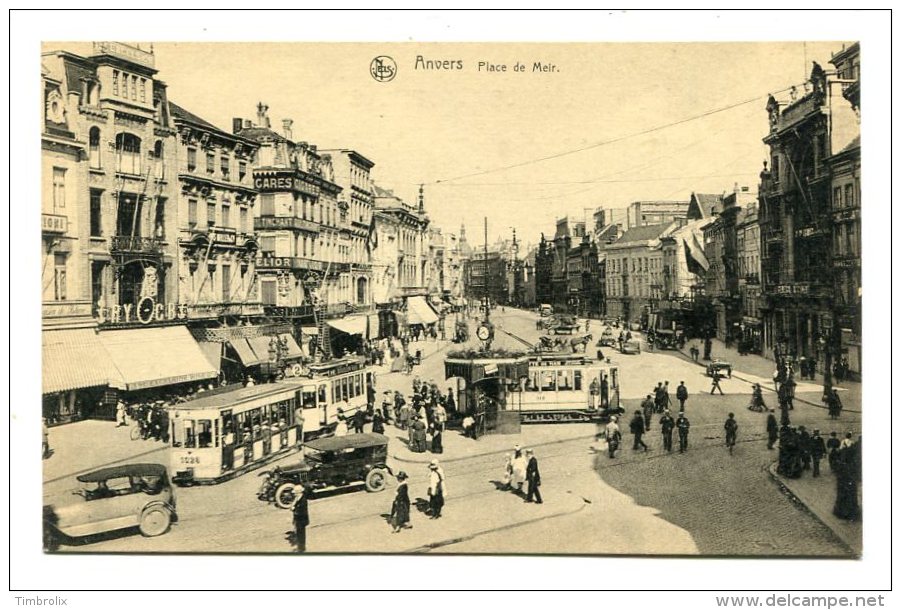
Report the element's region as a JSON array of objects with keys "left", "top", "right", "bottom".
[{"left": 370, "top": 56, "right": 397, "bottom": 82}]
